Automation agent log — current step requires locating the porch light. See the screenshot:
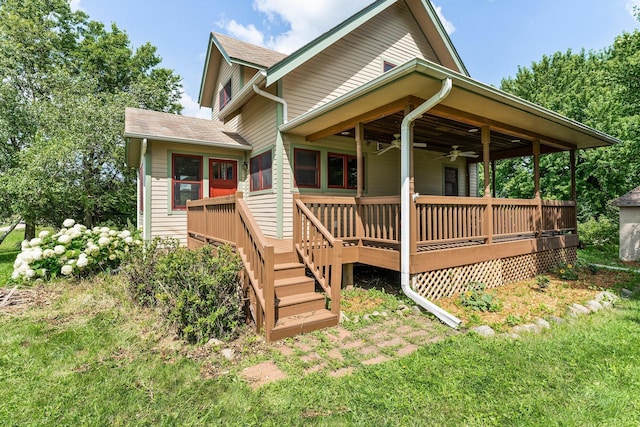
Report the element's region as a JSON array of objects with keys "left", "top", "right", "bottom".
[
  {"left": 468, "top": 128, "right": 479, "bottom": 133},
  {"left": 243, "top": 161, "right": 248, "bottom": 171},
  {"left": 511, "top": 139, "right": 521, "bottom": 143}
]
